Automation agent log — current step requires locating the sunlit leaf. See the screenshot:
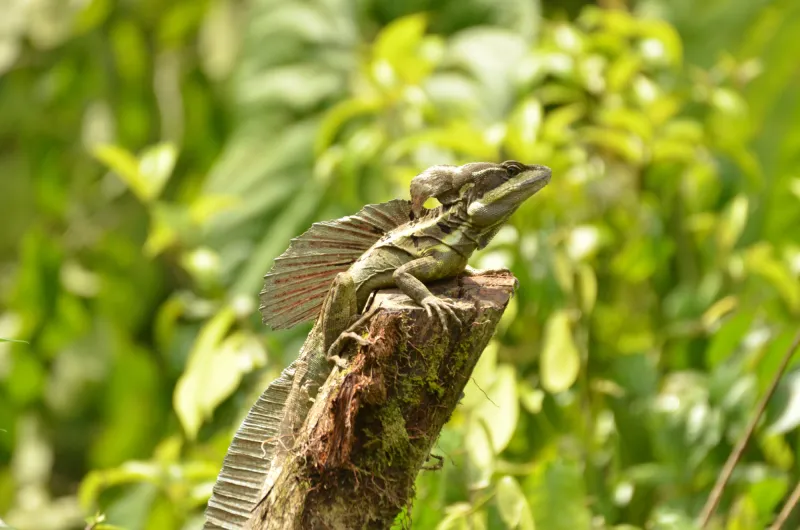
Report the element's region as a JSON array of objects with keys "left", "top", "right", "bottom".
[
  {"left": 637, "top": 20, "right": 682, "bottom": 66},
  {"left": 436, "top": 503, "right": 472, "bottom": 530},
  {"left": 465, "top": 419, "right": 494, "bottom": 489},
  {"left": 518, "top": 380, "right": 544, "bottom": 414},
  {"left": 137, "top": 143, "right": 177, "bottom": 201},
  {"left": 540, "top": 311, "right": 580, "bottom": 394},
  {"left": 766, "top": 370, "right": 800, "bottom": 435},
  {"left": 701, "top": 296, "right": 738, "bottom": 331},
  {"left": 476, "top": 364, "right": 519, "bottom": 453},
  {"left": 92, "top": 143, "right": 177, "bottom": 203},
  {"left": 92, "top": 144, "right": 141, "bottom": 191},
  {"left": 462, "top": 342, "right": 498, "bottom": 409},
  {"left": 576, "top": 263, "right": 597, "bottom": 314},
  {"left": 315, "top": 98, "right": 381, "bottom": 155},
  {"left": 597, "top": 107, "right": 652, "bottom": 140},
  {"left": 496, "top": 475, "right": 535, "bottom": 529},
  {"left": 726, "top": 495, "right": 759, "bottom": 530},
  {"left": 79, "top": 461, "right": 161, "bottom": 509},
  {"left": 743, "top": 243, "right": 800, "bottom": 313},
  {"left": 173, "top": 307, "right": 236, "bottom": 438},
  {"left": 372, "top": 14, "right": 432, "bottom": 85},
  {"left": 581, "top": 126, "right": 644, "bottom": 163},
  {"left": 717, "top": 195, "right": 749, "bottom": 252}
]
